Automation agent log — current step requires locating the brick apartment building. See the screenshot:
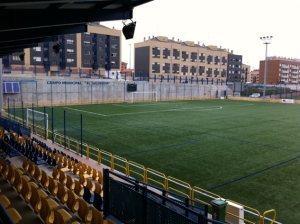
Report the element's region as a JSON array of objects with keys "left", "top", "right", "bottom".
[
  {"left": 135, "top": 36, "right": 247, "bottom": 82},
  {"left": 259, "top": 56, "right": 300, "bottom": 84},
  {"left": 1, "top": 23, "right": 121, "bottom": 77}
]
